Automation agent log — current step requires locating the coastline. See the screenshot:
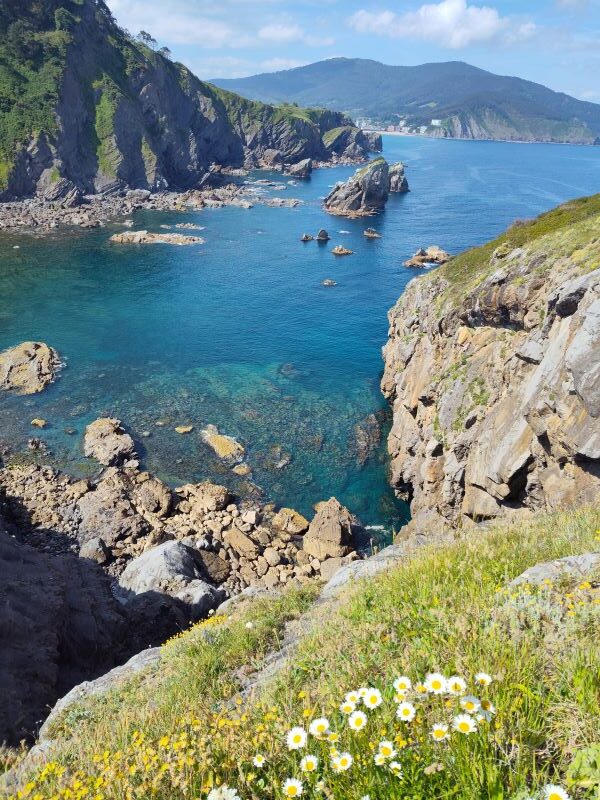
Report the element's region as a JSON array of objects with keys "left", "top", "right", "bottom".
[{"left": 370, "top": 129, "right": 600, "bottom": 147}]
